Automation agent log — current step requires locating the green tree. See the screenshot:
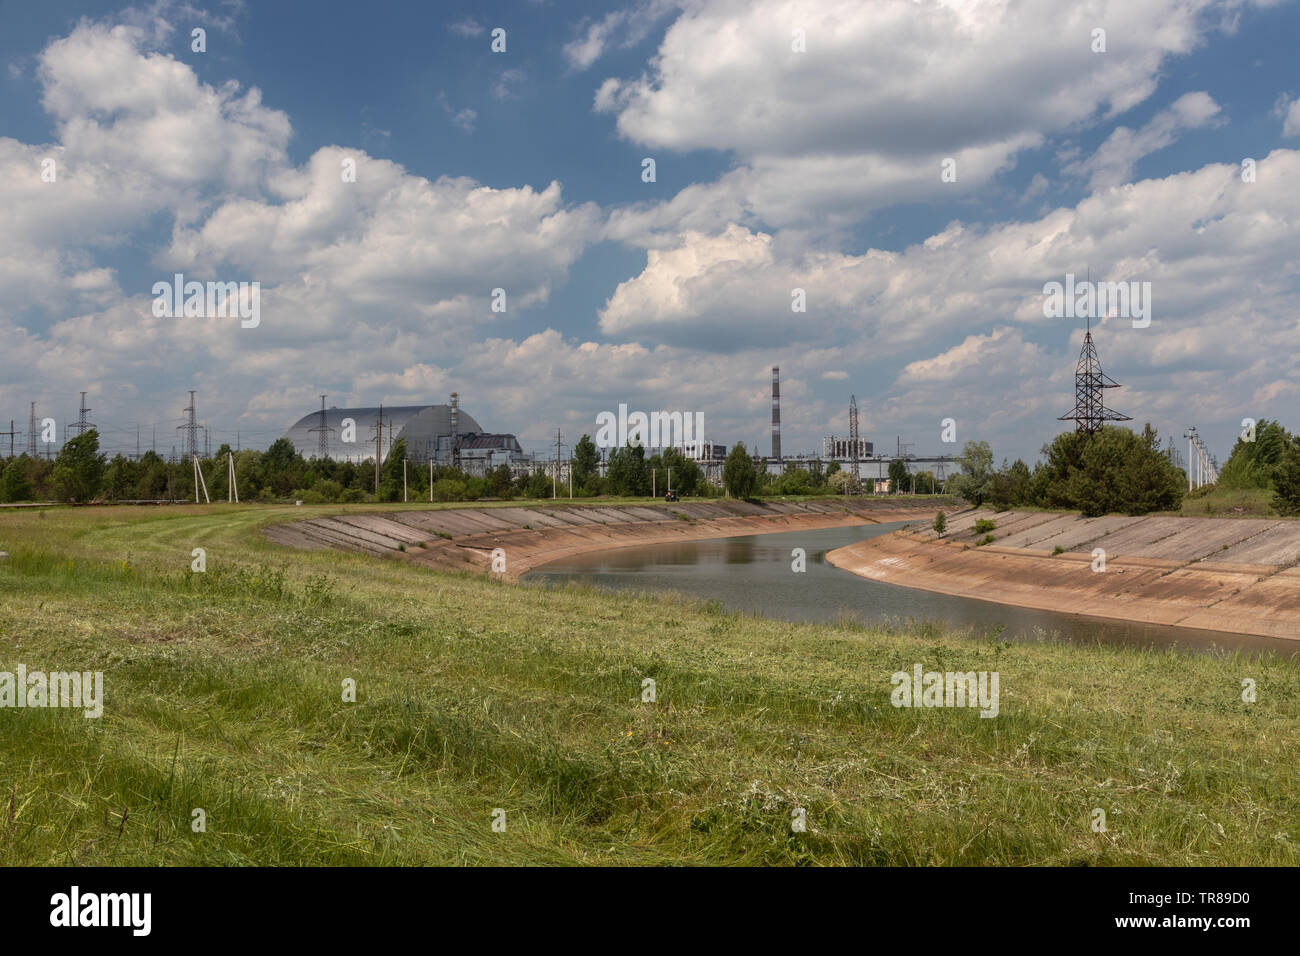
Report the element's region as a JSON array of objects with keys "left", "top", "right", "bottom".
[
  {"left": 1271, "top": 435, "right": 1300, "bottom": 515},
  {"left": 525, "top": 469, "right": 552, "bottom": 498},
  {"left": 431, "top": 478, "right": 466, "bottom": 502},
  {"left": 261, "top": 438, "right": 304, "bottom": 497},
  {"left": 487, "top": 464, "right": 514, "bottom": 498},
  {"left": 51, "top": 429, "right": 105, "bottom": 502},
  {"left": 658, "top": 446, "right": 702, "bottom": 495},
  {"left": 887, "top": 458, "right": 910, "bottom": 494},
  {"left": 1036, "top": 424, "right": 1183, "bottom": 517},
  {"left": 1219, "top": 419, "right": 1290, "bottom": 490},
  {"left": 607, "top": 444, "right": 649, "bottom": 496},
  {"left": 0, "top": 456, "right": 34, "bottom": 502},
  {"left": 572, "top": 434, "right": 600, "bottom": 491},
  {"left": 933, "top": 511, "right": 947, "bottom": 537},
  {"left": 378, "top": 438, "right": 407, "bottom": 501},
  {"left": 723, "top": 442, "right": 758, "bottom": 498},
  {"left": 947, "top": 440, "right": 994, "bottom": 506}
]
